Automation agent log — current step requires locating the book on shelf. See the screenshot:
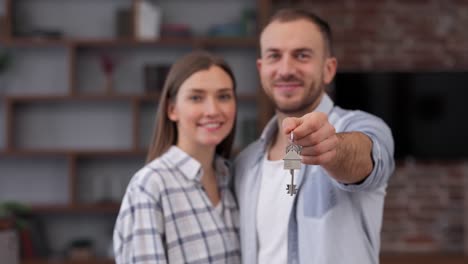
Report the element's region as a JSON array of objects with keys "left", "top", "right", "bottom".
[{"left": 19, "top": 228, "right": 35, "bottom": 259}]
